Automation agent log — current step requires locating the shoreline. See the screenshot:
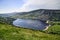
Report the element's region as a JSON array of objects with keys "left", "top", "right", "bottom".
[{"left": 43, "top": 25, "right": 51, "bottom": 31}]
